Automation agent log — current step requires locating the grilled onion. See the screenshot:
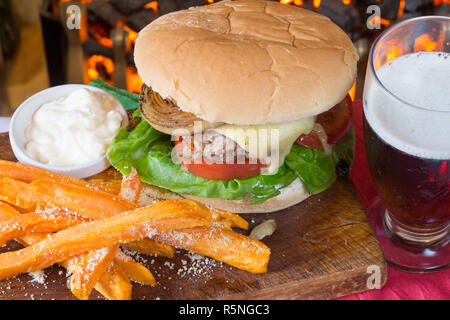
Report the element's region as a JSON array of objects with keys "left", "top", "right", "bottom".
[
  {"left": 140, "top": 84, "right": 222, "bottom": 135},
  {"left": 313, "top": 123, "right": 332, "bottom": 155}
]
